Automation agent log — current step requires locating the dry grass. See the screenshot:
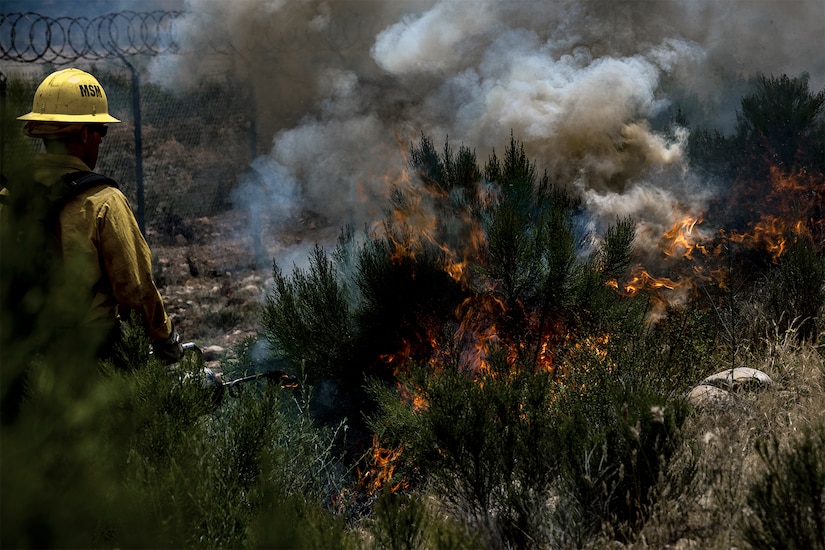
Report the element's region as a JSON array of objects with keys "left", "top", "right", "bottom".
[{"left": 631, "top": 329, "right": 824, "bottom": 549}]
